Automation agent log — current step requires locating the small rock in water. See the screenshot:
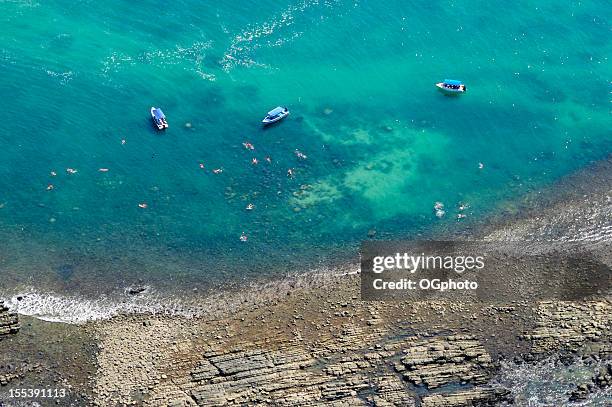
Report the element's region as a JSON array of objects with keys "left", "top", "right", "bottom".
[
  {"left": 128, "top": 286, "right": 147, "bottom": 295},
  {"left": 367, "top": 229, "right": 377, "bottom": 238}
]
